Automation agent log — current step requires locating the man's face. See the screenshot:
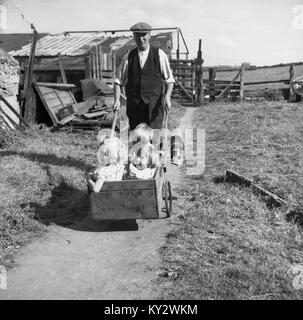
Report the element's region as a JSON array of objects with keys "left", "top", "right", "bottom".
[{"left": 133, "top": 32, "right": 150, "bottom": 51}]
